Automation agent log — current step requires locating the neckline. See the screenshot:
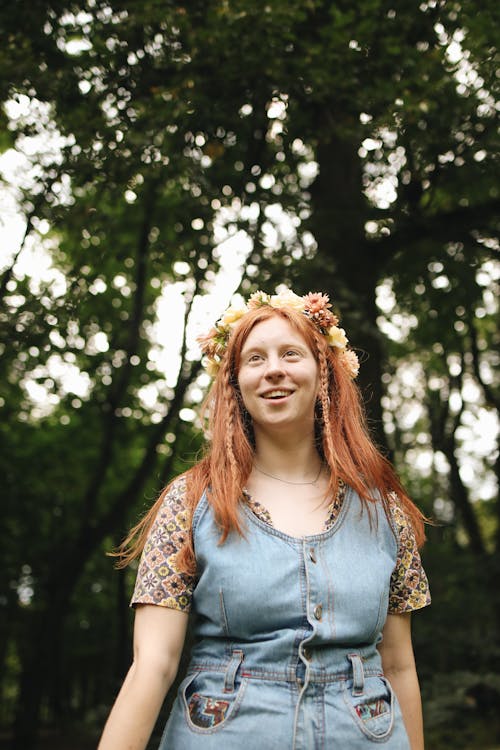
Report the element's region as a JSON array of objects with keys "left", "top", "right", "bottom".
[{"left": 241, "top": 484, "right": 352, "bottom": 542}]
